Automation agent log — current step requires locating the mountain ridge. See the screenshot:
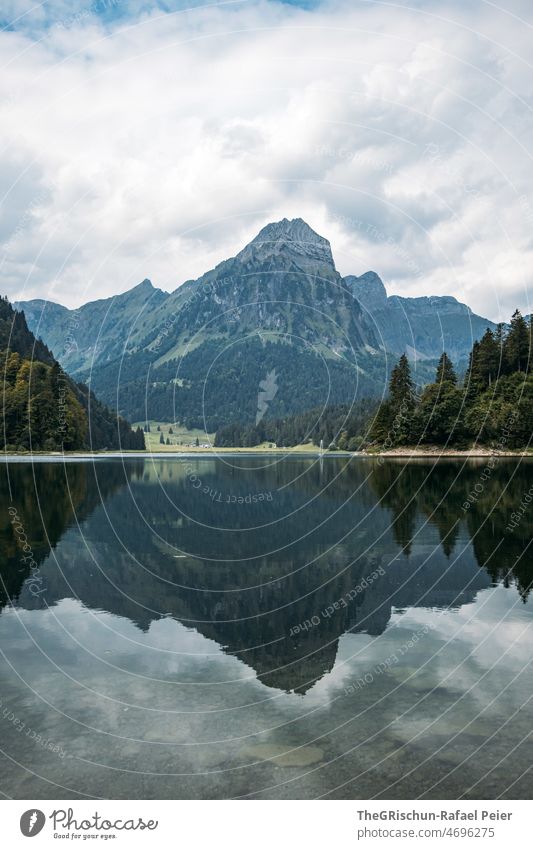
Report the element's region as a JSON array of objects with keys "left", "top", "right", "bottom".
[
  {"left": 17, "top": 218, "right": 493, "bottom": 372},
  {"left": 345, "top": 270, "right": 495, "bottom": 362},
  {"left": 15, "top": 218, "right": 496, "bottom": 426}
]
